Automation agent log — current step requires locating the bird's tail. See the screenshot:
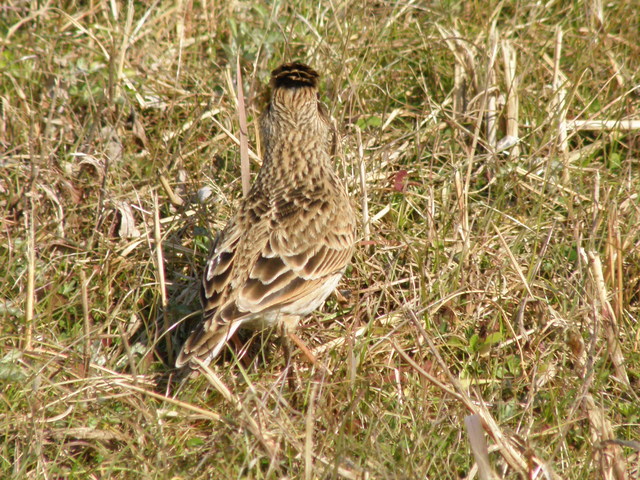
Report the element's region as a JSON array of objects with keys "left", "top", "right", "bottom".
[{"left": 175, "top": 320, "right": 242, "bottom": 370}]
